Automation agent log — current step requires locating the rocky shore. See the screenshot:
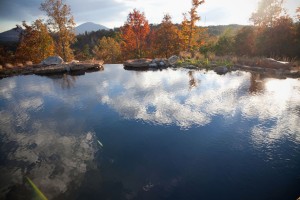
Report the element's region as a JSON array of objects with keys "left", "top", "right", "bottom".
[
  {"left": 0, "top": 56, "right": 104, "bottom": 79},
  {"left": 123, "top": 56, "right": 300, "bottom": 78}
]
